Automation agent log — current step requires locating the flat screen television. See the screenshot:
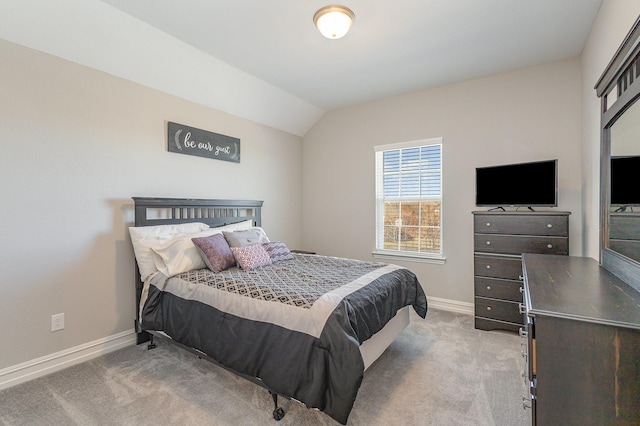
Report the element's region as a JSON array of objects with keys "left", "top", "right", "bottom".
[
  {"left": 475, "top": 159, "right": 558, "bottom": 207},
  {"left": 611, "top": 156, "right": 640, "bottom": 207}
]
